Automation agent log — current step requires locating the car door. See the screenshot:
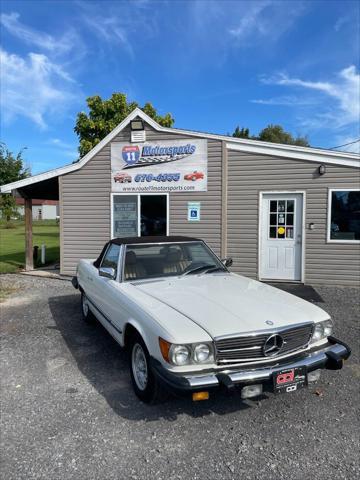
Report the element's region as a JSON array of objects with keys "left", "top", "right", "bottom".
[{"left": 92, "top": 243, "right": 124, "bottom": 336}]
